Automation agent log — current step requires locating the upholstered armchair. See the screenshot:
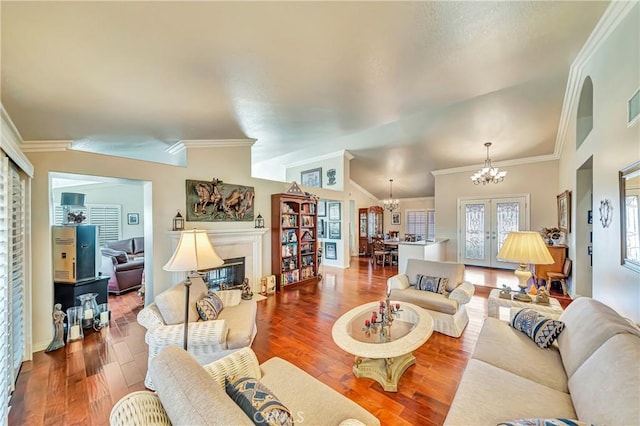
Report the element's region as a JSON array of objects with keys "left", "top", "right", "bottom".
[
  {"left": 99, "top": 248, "right": 144, "bottom": 294},
  {"left": 137, "top": 281, "right": 257, "bottom": 390},
  {"left": 387, "top": 258, "right": 475, "bottom": 338}
]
